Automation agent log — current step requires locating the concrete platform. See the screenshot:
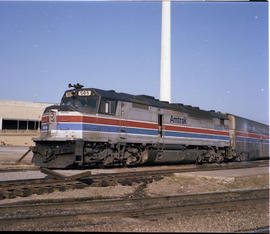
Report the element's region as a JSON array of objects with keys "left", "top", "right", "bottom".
[{"left": 175, "top": 166, "right": 269, "bottom": 182}]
